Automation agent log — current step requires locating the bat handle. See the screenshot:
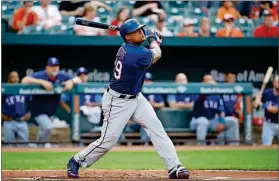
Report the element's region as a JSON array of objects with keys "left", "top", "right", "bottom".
[{"left": 109, "top": 25, "right": 120, "bottom": 31}]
